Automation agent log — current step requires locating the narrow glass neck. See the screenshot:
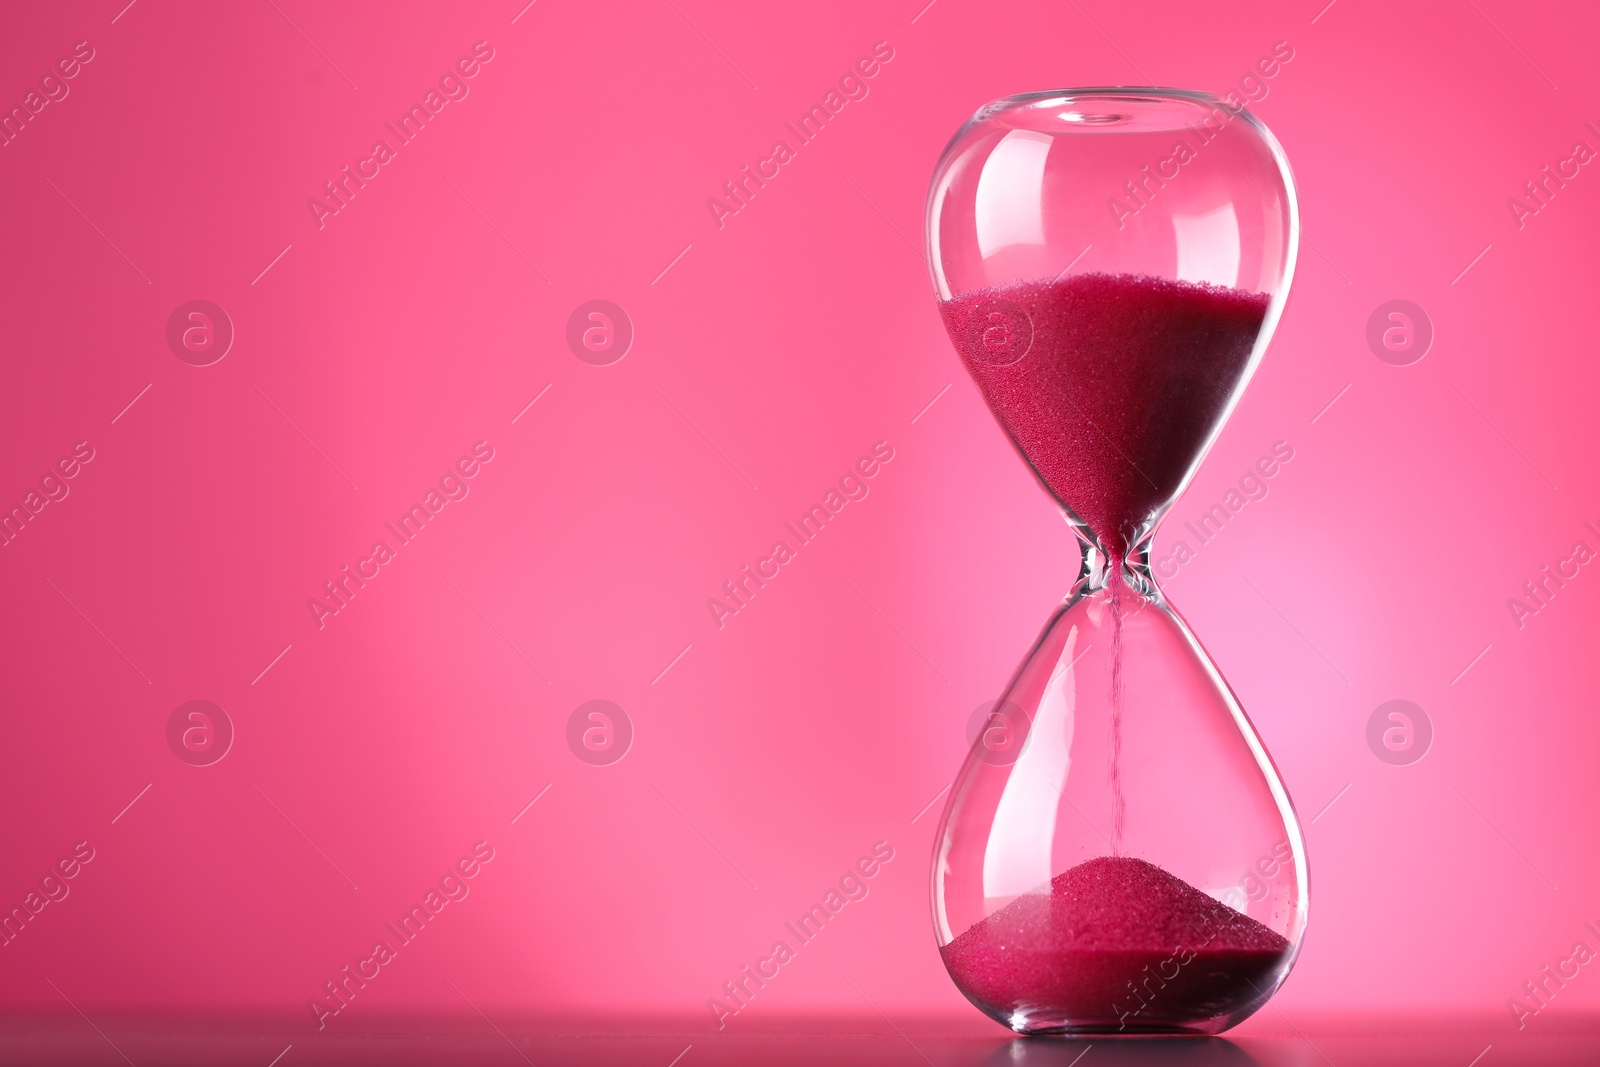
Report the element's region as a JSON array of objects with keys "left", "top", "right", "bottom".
[{"left": 1070, "top": 521, "right": 1158, "bottom": 601}]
